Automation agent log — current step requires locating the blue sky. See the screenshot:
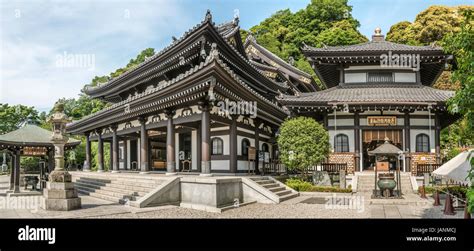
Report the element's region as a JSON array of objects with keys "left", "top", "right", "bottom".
[{"left": 1, "top": 0, "right": 471, "bottom": 112}]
